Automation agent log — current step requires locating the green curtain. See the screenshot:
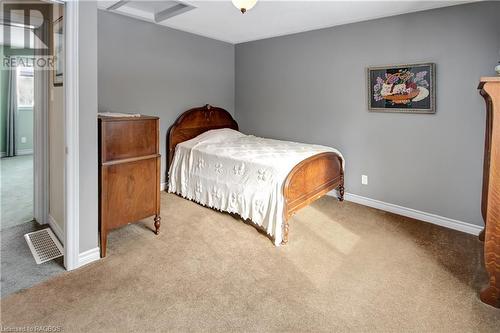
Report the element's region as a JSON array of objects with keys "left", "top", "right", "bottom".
[{"left": 6, "top": 57, "right": 17, "bottom": 157}]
